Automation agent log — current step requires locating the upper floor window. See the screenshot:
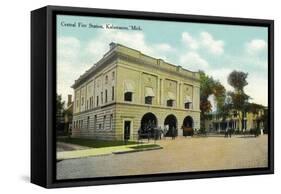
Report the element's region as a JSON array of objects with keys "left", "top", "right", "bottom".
[
  {"left": 124, "top": 81, "right": 134, "bottom": 102},
  {"left": 145, "top": 96, "right": 153, "bottom": 105},
  {"left": 105, "top": 75, "right": 108, "bottom": 84},
  {"left": 112, "top": 86, "right": 115, "bottom": 101},
  {"left": 167, "top": 100, "right": 174, "bottom": 107},
  {"left": 81, "top": 97, "right": 84, "bottom": 105},
  {"left": 167, "top": 92, "right": 176, "bottom": 107},
  {"left": 105, "top": 90, "right": 108, "bottom": 103},
  {"left": 184, "top": 96, "right": 192, "bottom": 109},
  {"left": 145, "top": 87, "right": 155, "bottom": 105},
  {"left": 185, "top": 102, "right": 191, "bottom": 109},
  {"left": 124, "top": 92, "right": 133, "bottom": 102},
  {"left": 112, "top": 71, "right": 115, "bottom": 80},
  {"left": 96, "top": 96, "right": 99, "bottom": 106},
  {"left": 101, "top": 92, "right": 103, "bottom": 104}
]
